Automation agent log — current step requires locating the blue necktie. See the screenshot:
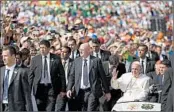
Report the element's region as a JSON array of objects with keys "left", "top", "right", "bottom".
[{"left": 3, "top": 69, "right": 10, "bottom": 101}]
